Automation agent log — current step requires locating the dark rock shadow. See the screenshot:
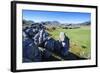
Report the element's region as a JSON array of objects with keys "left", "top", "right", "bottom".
[
  {"left": 41, "top": 52, "right": 87, "bottom": 62},
  {"left": 62, "top": 52, "right": 86, "bottom": 60}
]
